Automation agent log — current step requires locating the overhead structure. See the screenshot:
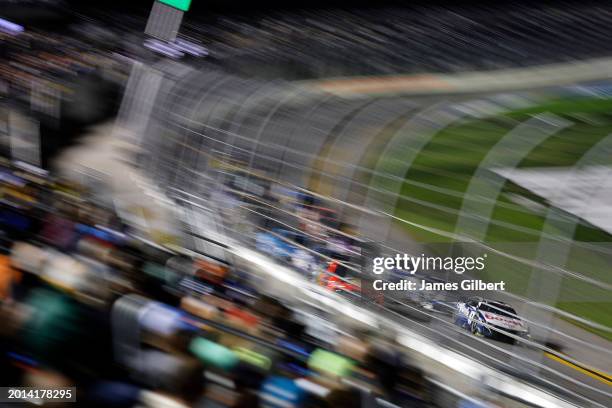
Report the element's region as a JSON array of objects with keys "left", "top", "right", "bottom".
[{"left": 145, "top": 0, "right": 192, "bottom": 42}]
